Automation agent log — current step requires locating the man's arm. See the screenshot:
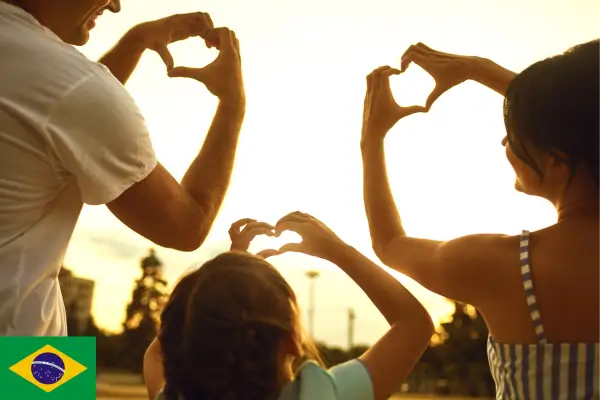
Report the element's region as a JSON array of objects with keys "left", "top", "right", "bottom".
[
  {"left": 48, "top": 28, "right": 243, "bottom": 252},
  {"left": 98, "top": 28, "right": 146, "bottom": 85},
  {"left": 98, "top": 13, "right": 214, "bottom": 85},
  {"left": 108, "top": 28, "right": 245, "bottom": 251},
  {"left": 108, "top": 100, "right": 244, "bottom": 251}
]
